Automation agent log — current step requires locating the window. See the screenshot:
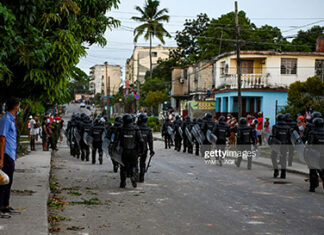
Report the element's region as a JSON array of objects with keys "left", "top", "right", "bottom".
[
  {"left": 151, "top": 52, "right": 157, "bottom": 57},
  {"left": 281, "top": 58, "right": 297, "bottom": 75},
  {"left": 315, "top": 59, "right": 324, "bottom": 81},
  {"left": 241, "top": 60, "right": 253, "bottom": 74},
  {"left": 220, "top": 61, "right": 226, "bottom": 75}
]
